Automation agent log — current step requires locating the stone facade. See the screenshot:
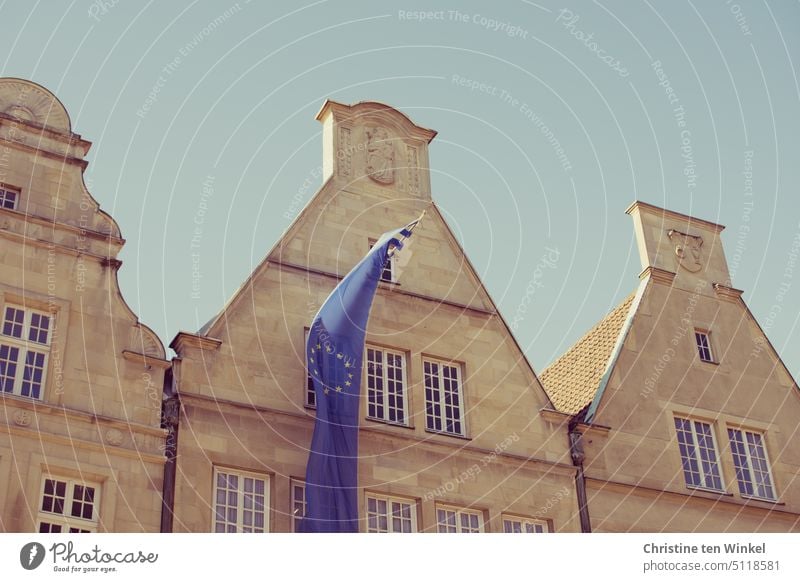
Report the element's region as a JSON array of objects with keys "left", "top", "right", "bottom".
[
  {"left": 0, "top": 78, "right": 169, "bottom": 533},
  {"left": 542, "top": 201, "right": 800, "bottom": 532},
  {"left": 2, "top": 78, "right": 797, "bottom": 534},
  {"left": 168, "top": 100, "right": 579, "bottom": 533}
]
